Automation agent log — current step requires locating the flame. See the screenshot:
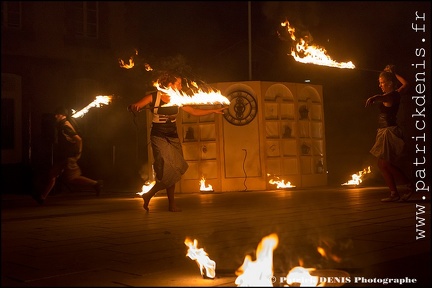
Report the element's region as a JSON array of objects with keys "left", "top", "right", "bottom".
[
  {"left": 144, "top": 63, "right": 153, "bottom": 71},
  {"left": 71, "top": 95, "right": 113, "bottom": 118},
  {"left": 199, "top": 177, "right": 213, "bottom": 192},
  {"left": 268, "top": 174, "right": 296, "bottom": 188},
  {"left": 136, "top": 181, "right": 155, "bottom": 196},
  {"left": 281, "top": 21, "right": 355, "bottom": 69},
  {"left": 286, "top": 266, "right": 321, "bottom": 287},
  {"left": 118, "top": 49, "right": 137, "bottom": 69},
  {"left": 235, "top": 233, "right": 278, "bottom": 286},
  {"left": 119, "top": 49, "right": 153, "bottom": 70},
  {"left": 317, "top": 246, "right": 342, "bottom": 263},
  {"left": 341, "top": 166, "right": 371, "bottom": 186},
  {"left": 118, "top": 57, "right": 134, "bottom": 69},
  {"left": 154, "top": 82, "right": 230, "bottom": 107},
  {"left": 184, "top": 238, "right": 216, "bottom": 279}
]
